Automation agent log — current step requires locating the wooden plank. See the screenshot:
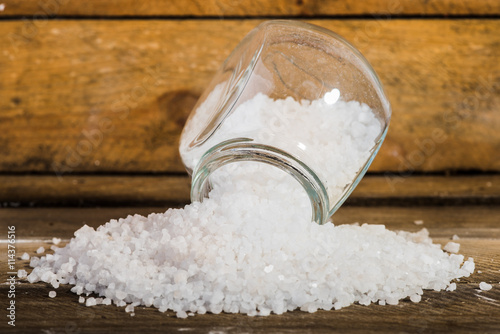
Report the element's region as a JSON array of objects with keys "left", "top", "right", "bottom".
[
  {"left": 1, "top": 174, "right": 499, "bottom": 206},
  {"left": 1, "top": 205, "right": 499, "bottom": 333},
  {"left": 1, "top": 205, "right": 500, "bottom": 241},
  {"left": 0, "top": 284, "right": 498, "bottom": 333},
  {"left": 1, "top": 0, "right": 500, "bottom": 17},
  {"left": 1, "top": 19, "right": 499, "bottom": 174},
  {"left": 0, "top": 175, "right": 191, "bottom": 206}
]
